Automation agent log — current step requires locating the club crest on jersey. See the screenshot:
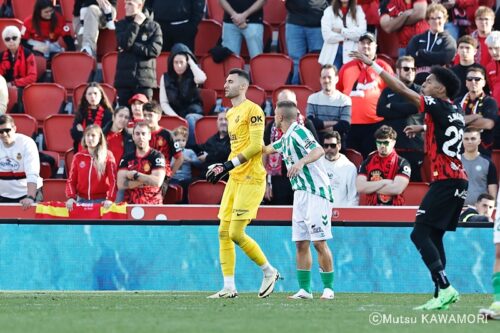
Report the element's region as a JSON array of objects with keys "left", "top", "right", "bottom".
[
  {"left": 16, "top": 153, "right": 22, "bottom": 160},
  {"left": 79, "top": 161, "right": 86, "bottom": 168},
  {"left": 157, "top": 137, "right": 165, "bottom": 147},
  {"left": 143, "top": 161, "right": 151, "bottom": 173}
]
